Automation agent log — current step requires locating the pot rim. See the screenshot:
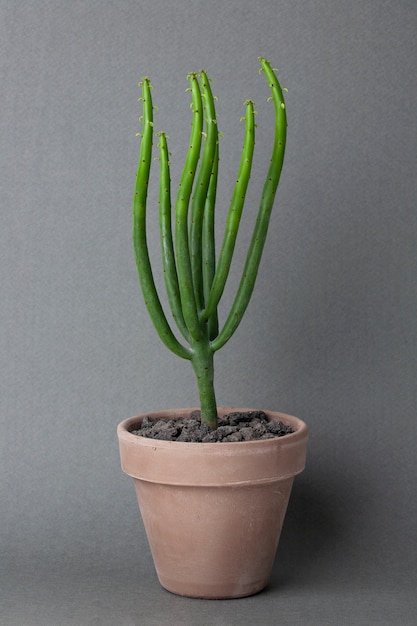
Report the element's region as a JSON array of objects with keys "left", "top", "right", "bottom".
[
  {"left": 117, "top": 407, "right": 308, "bottom": 486},
  {"left": 118, "top": 407, "right": 307, "bottom": 446}
]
